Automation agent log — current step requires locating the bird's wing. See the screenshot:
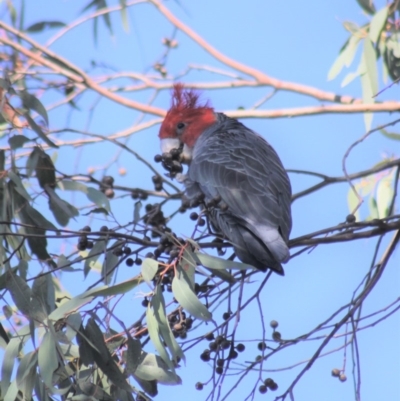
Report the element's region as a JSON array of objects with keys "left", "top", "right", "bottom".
[{"left": 188, "top": 118, "right": 292, "bottom": 251}]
